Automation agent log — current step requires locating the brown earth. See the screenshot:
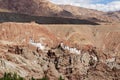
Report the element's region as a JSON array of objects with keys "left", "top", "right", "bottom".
[
  {"left": 0, "top": 0, "right": 119, "bottom": 80},
  {"left": 0, "top": 22, "right": 58, "bottom": 47},
  {"left": 45, "top": 24, "right": 120, "bottom": 51},
  {"left": 107, "top": 11, "right": 120, "bottom": 21},
  {"left": 60, "top": 5, "right": 116, "bottom": 22},
  {"left": 0, "top": 0, "right": 72, "bottom": 17},
  {"left": 0, "top": 12, "right": 99, "bottom": 25},
  {"left": 0, "top": 22, "right": 120, "bottom": 80},
  {"left": 0, "top": 0, "right": 120, "bottom": 23}
]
